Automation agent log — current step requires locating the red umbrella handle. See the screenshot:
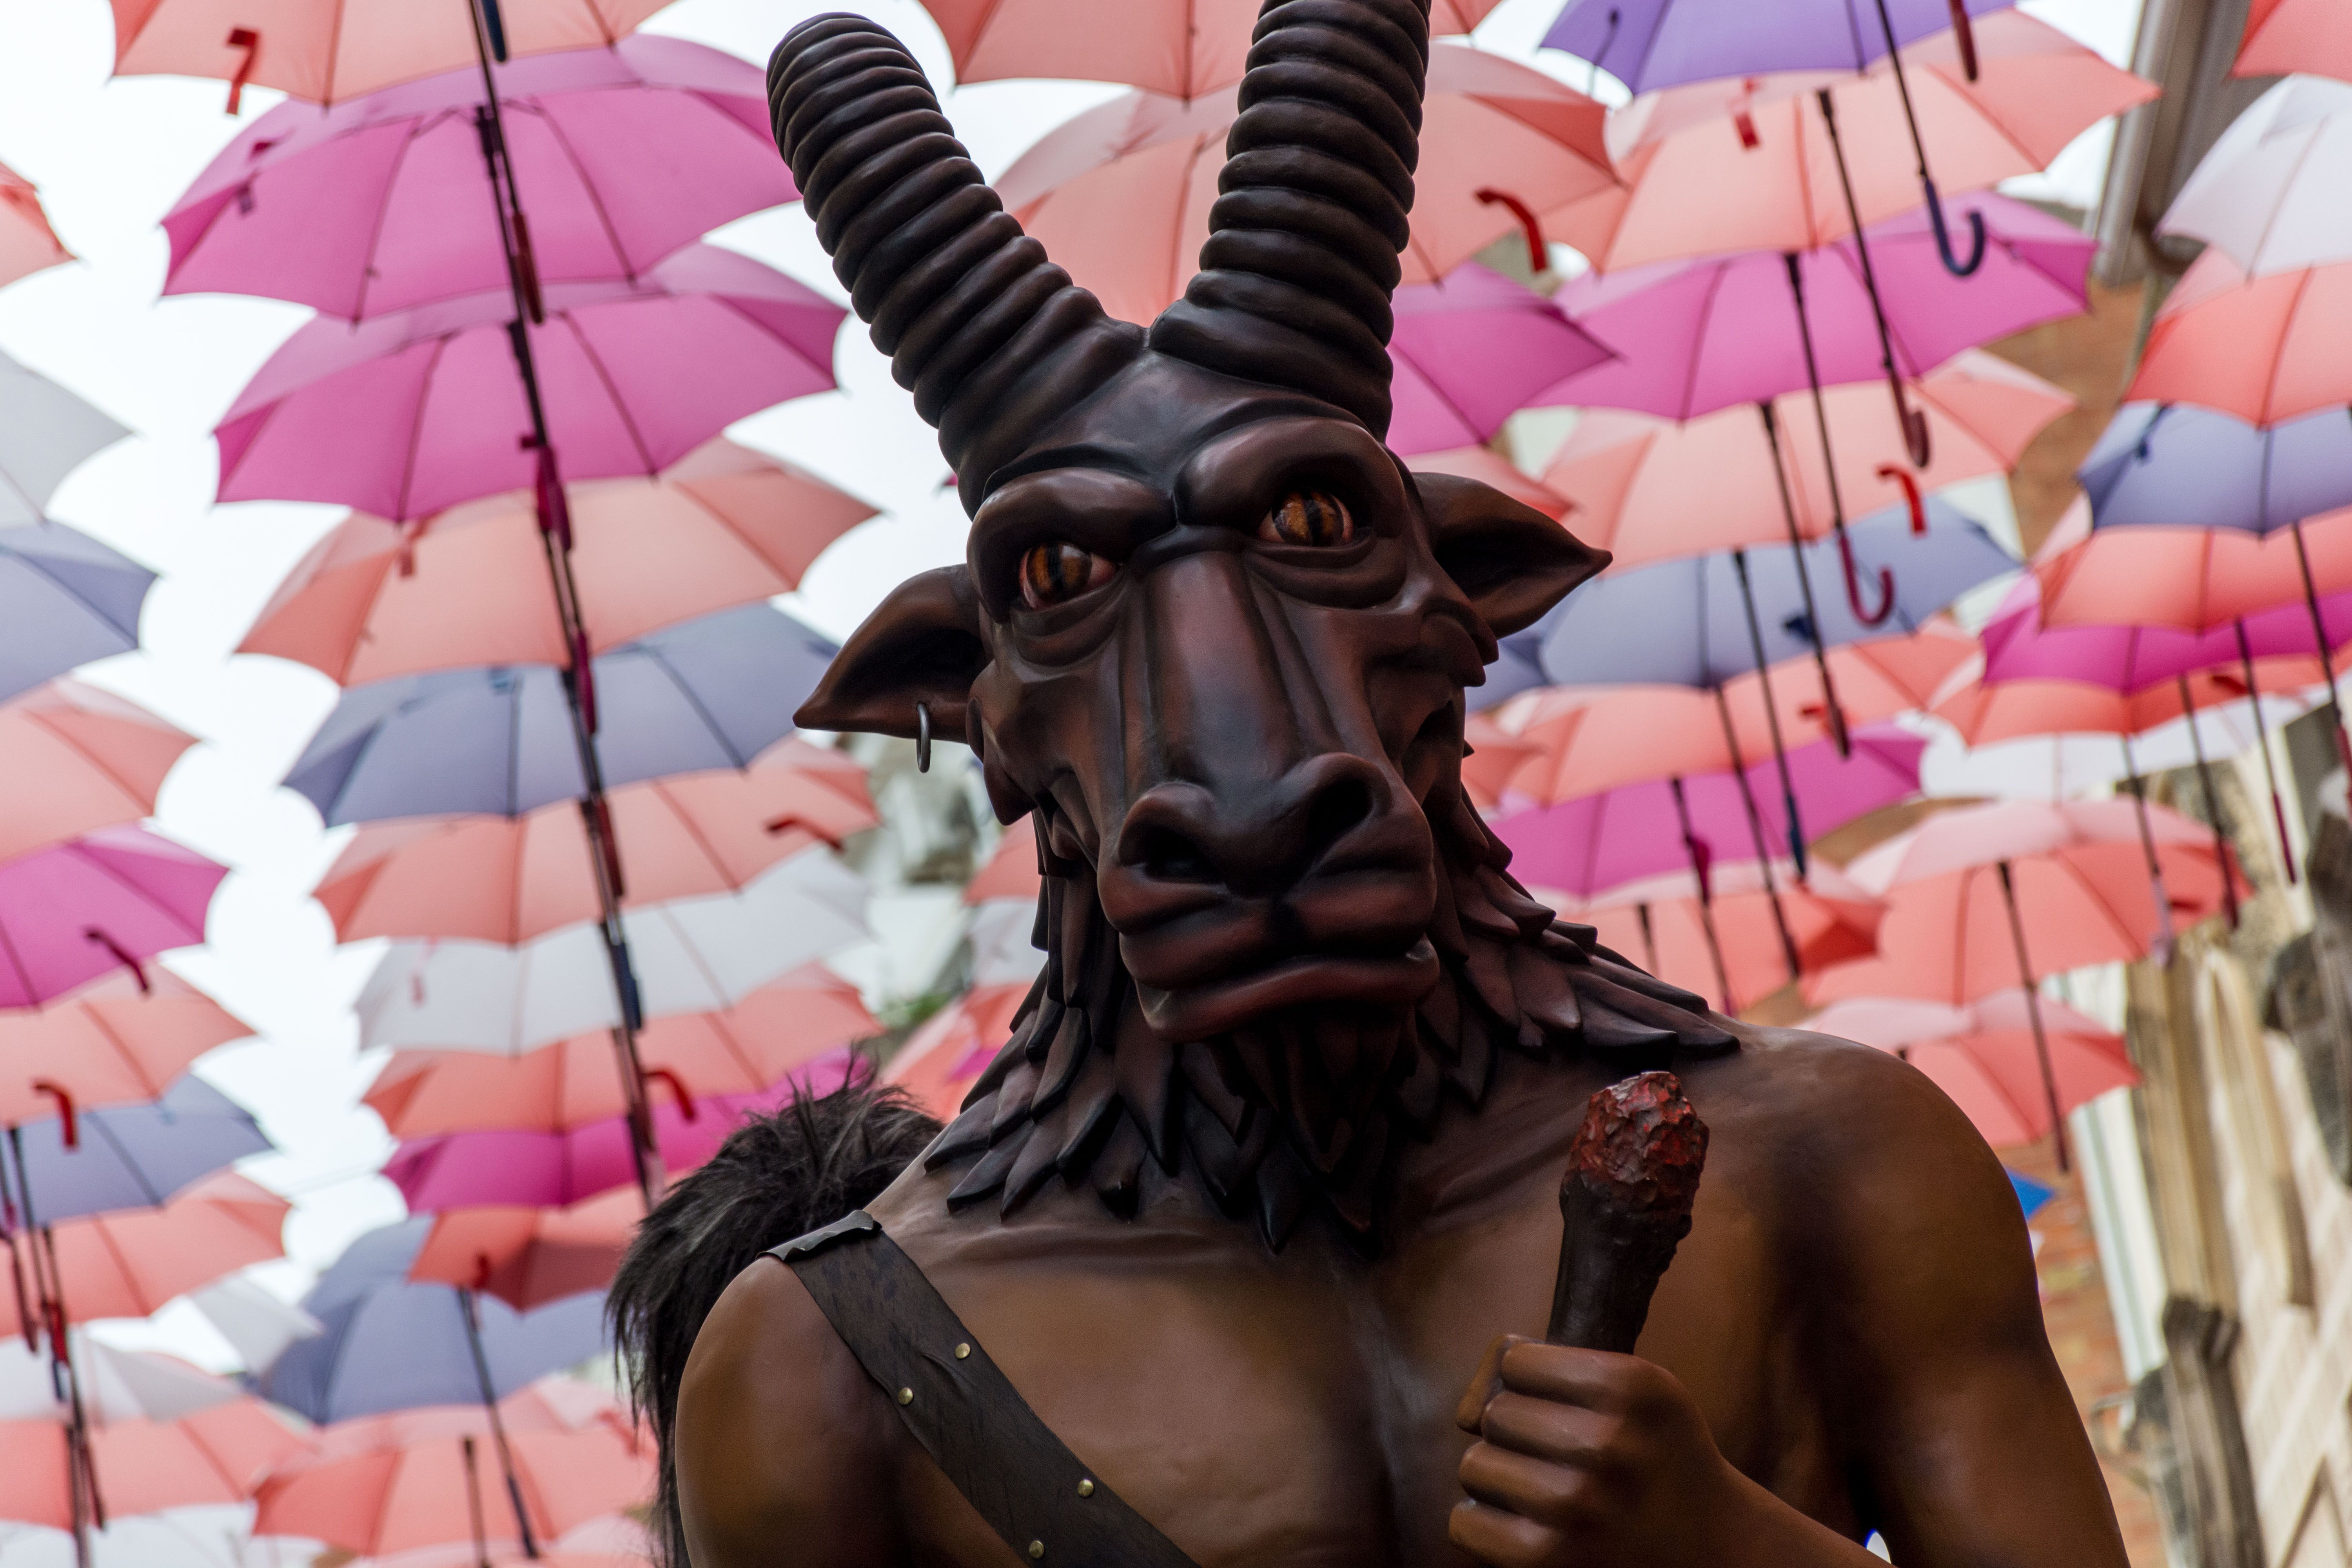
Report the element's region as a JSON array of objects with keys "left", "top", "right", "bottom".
[
  {"left": 643, "top": 1067, "right": 699, "bottom": 1123},
  {"left": 223, "top": 28, "right": 260, "bottom": 116},
  {"left": 81, "top": 930, "right": 147, "bottom": 995},
  {"left": 1474, "top": 189, "right": 1548, "bottom": 276},
  {"left": 30, "top": 1085, "right": 74, "bottom": 1152},
  {"left": 1947, "top": 0, "right": 1980, "bottom": 80},
  {"left": 1875, "top": 465, "right": 1927, "bottom": 534},
  {"left": 1835, "top": 526, "right": 1897, "bottom": 626}
]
